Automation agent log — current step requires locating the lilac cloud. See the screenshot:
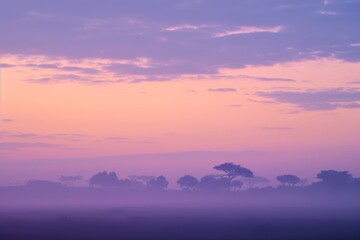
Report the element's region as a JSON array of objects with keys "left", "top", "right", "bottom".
[
  {"left": 0, "top": 63, "right": 15, "bottom": 68},
  {"left": 0, "top": 0, "right": 359, "bottom": 77},
  {"left": 257, "top": 88, "right": 360, "bottom": 111},
  {"left": 341, "top": 102, "right": 360, "bottom": 108}
]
